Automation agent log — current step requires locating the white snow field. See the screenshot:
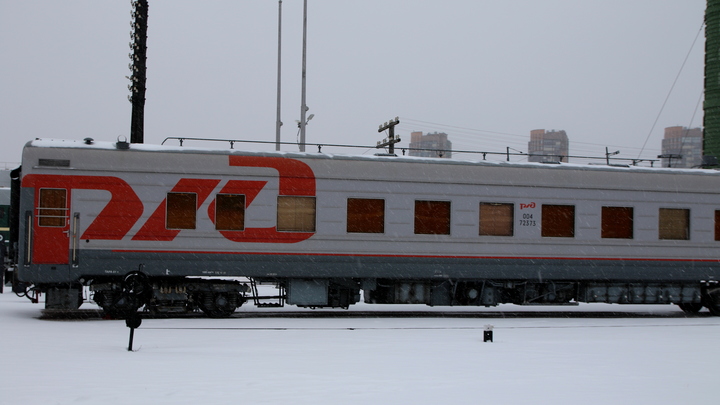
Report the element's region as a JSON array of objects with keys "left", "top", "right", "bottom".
[{"left": 1, "top": 291, "right": 719, "bottom": 405}]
